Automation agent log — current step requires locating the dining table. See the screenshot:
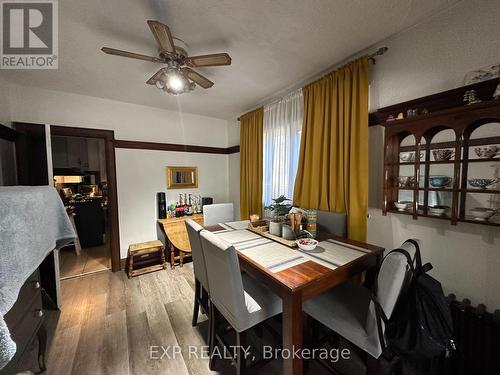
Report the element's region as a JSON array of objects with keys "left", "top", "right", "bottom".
[{"left": 204, "top": 220, "right": 385, "bottom": 375}]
